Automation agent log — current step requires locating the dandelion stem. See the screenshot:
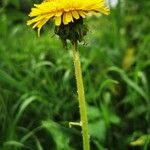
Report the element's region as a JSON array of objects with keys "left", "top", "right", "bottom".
[{"left": 72, "top": 41, "right": 90, "bottom": 150}]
